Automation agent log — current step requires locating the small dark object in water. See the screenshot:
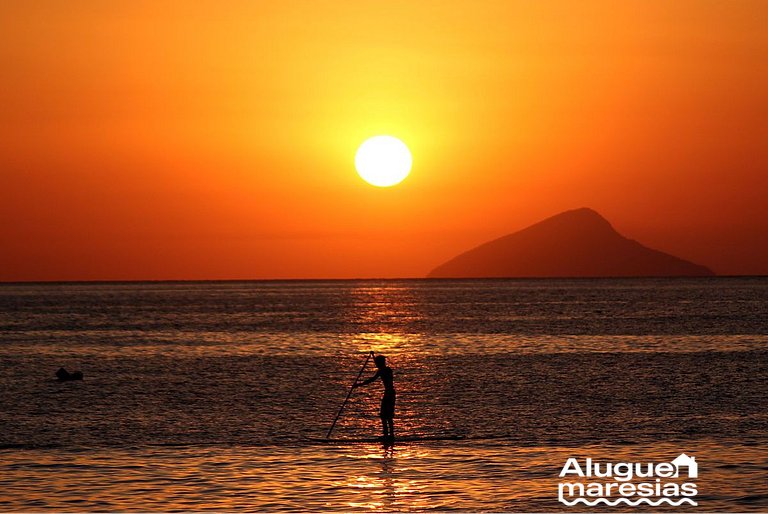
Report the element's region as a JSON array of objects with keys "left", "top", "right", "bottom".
[{"left": 55, "top": 367, "right": 83, "bottom": 381}]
